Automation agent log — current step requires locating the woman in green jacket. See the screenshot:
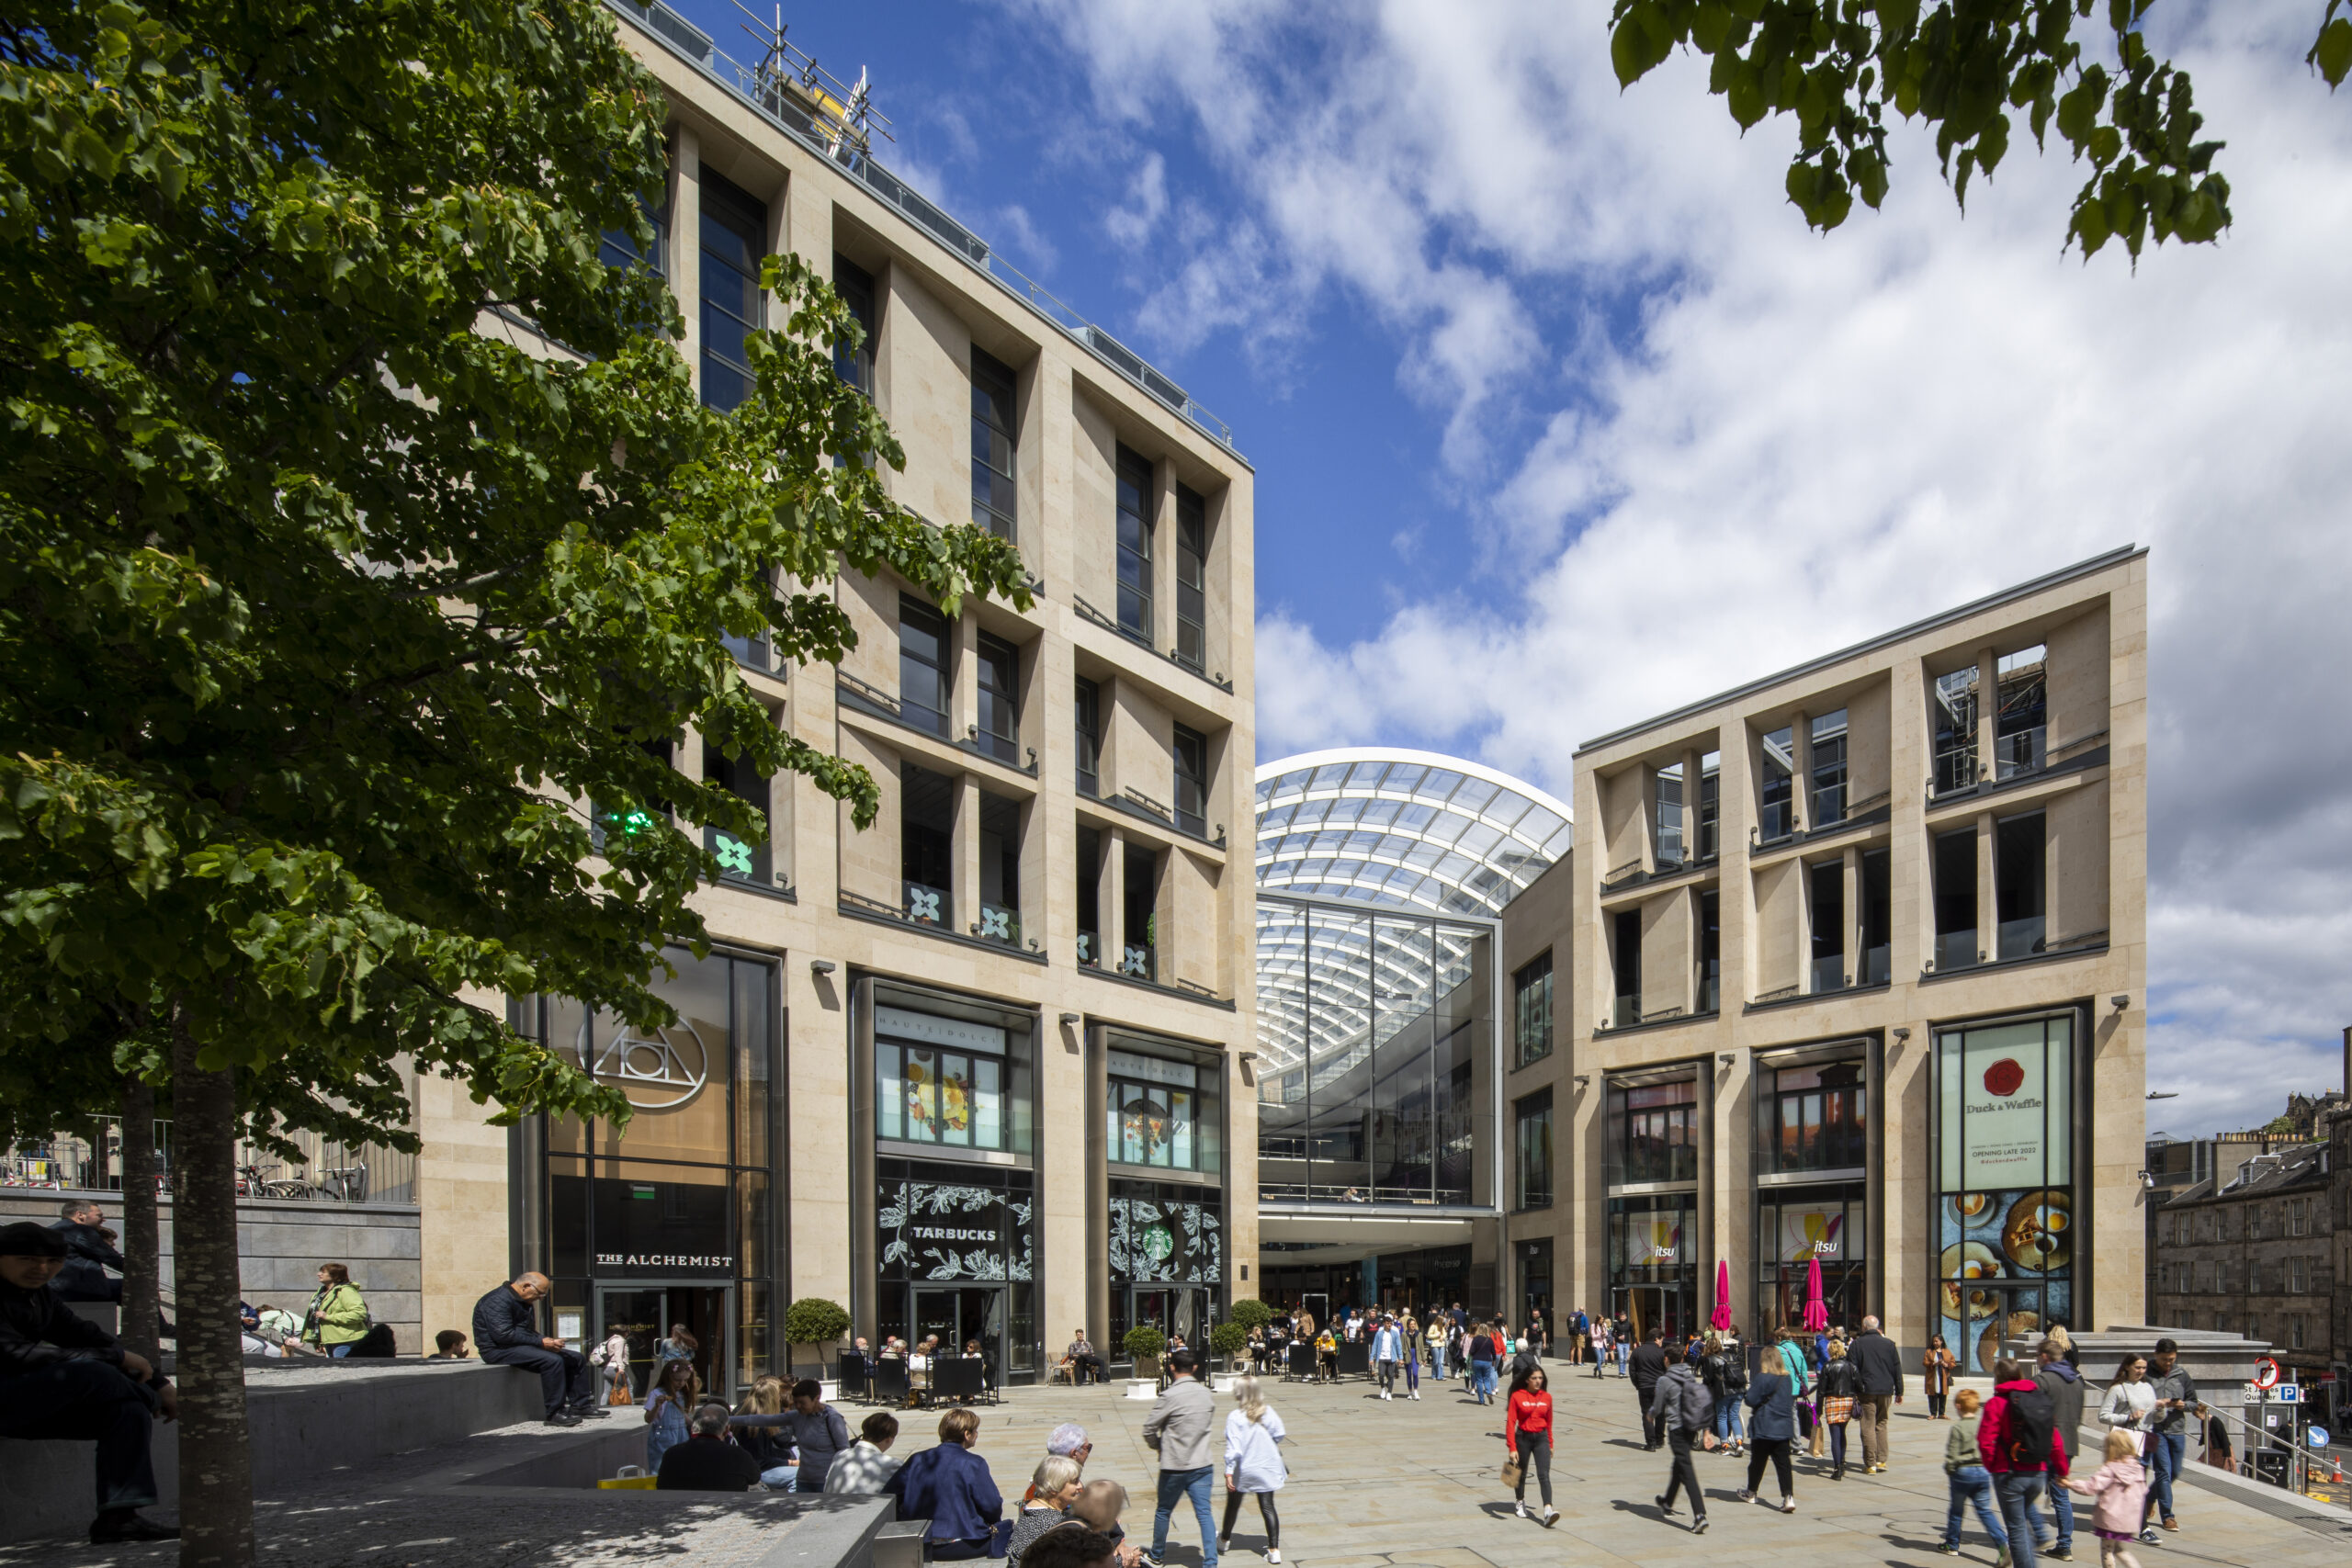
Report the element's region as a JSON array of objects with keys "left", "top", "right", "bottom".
[{"left": 302, "top": 1261, "right": 370, "bottom": 1357}]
